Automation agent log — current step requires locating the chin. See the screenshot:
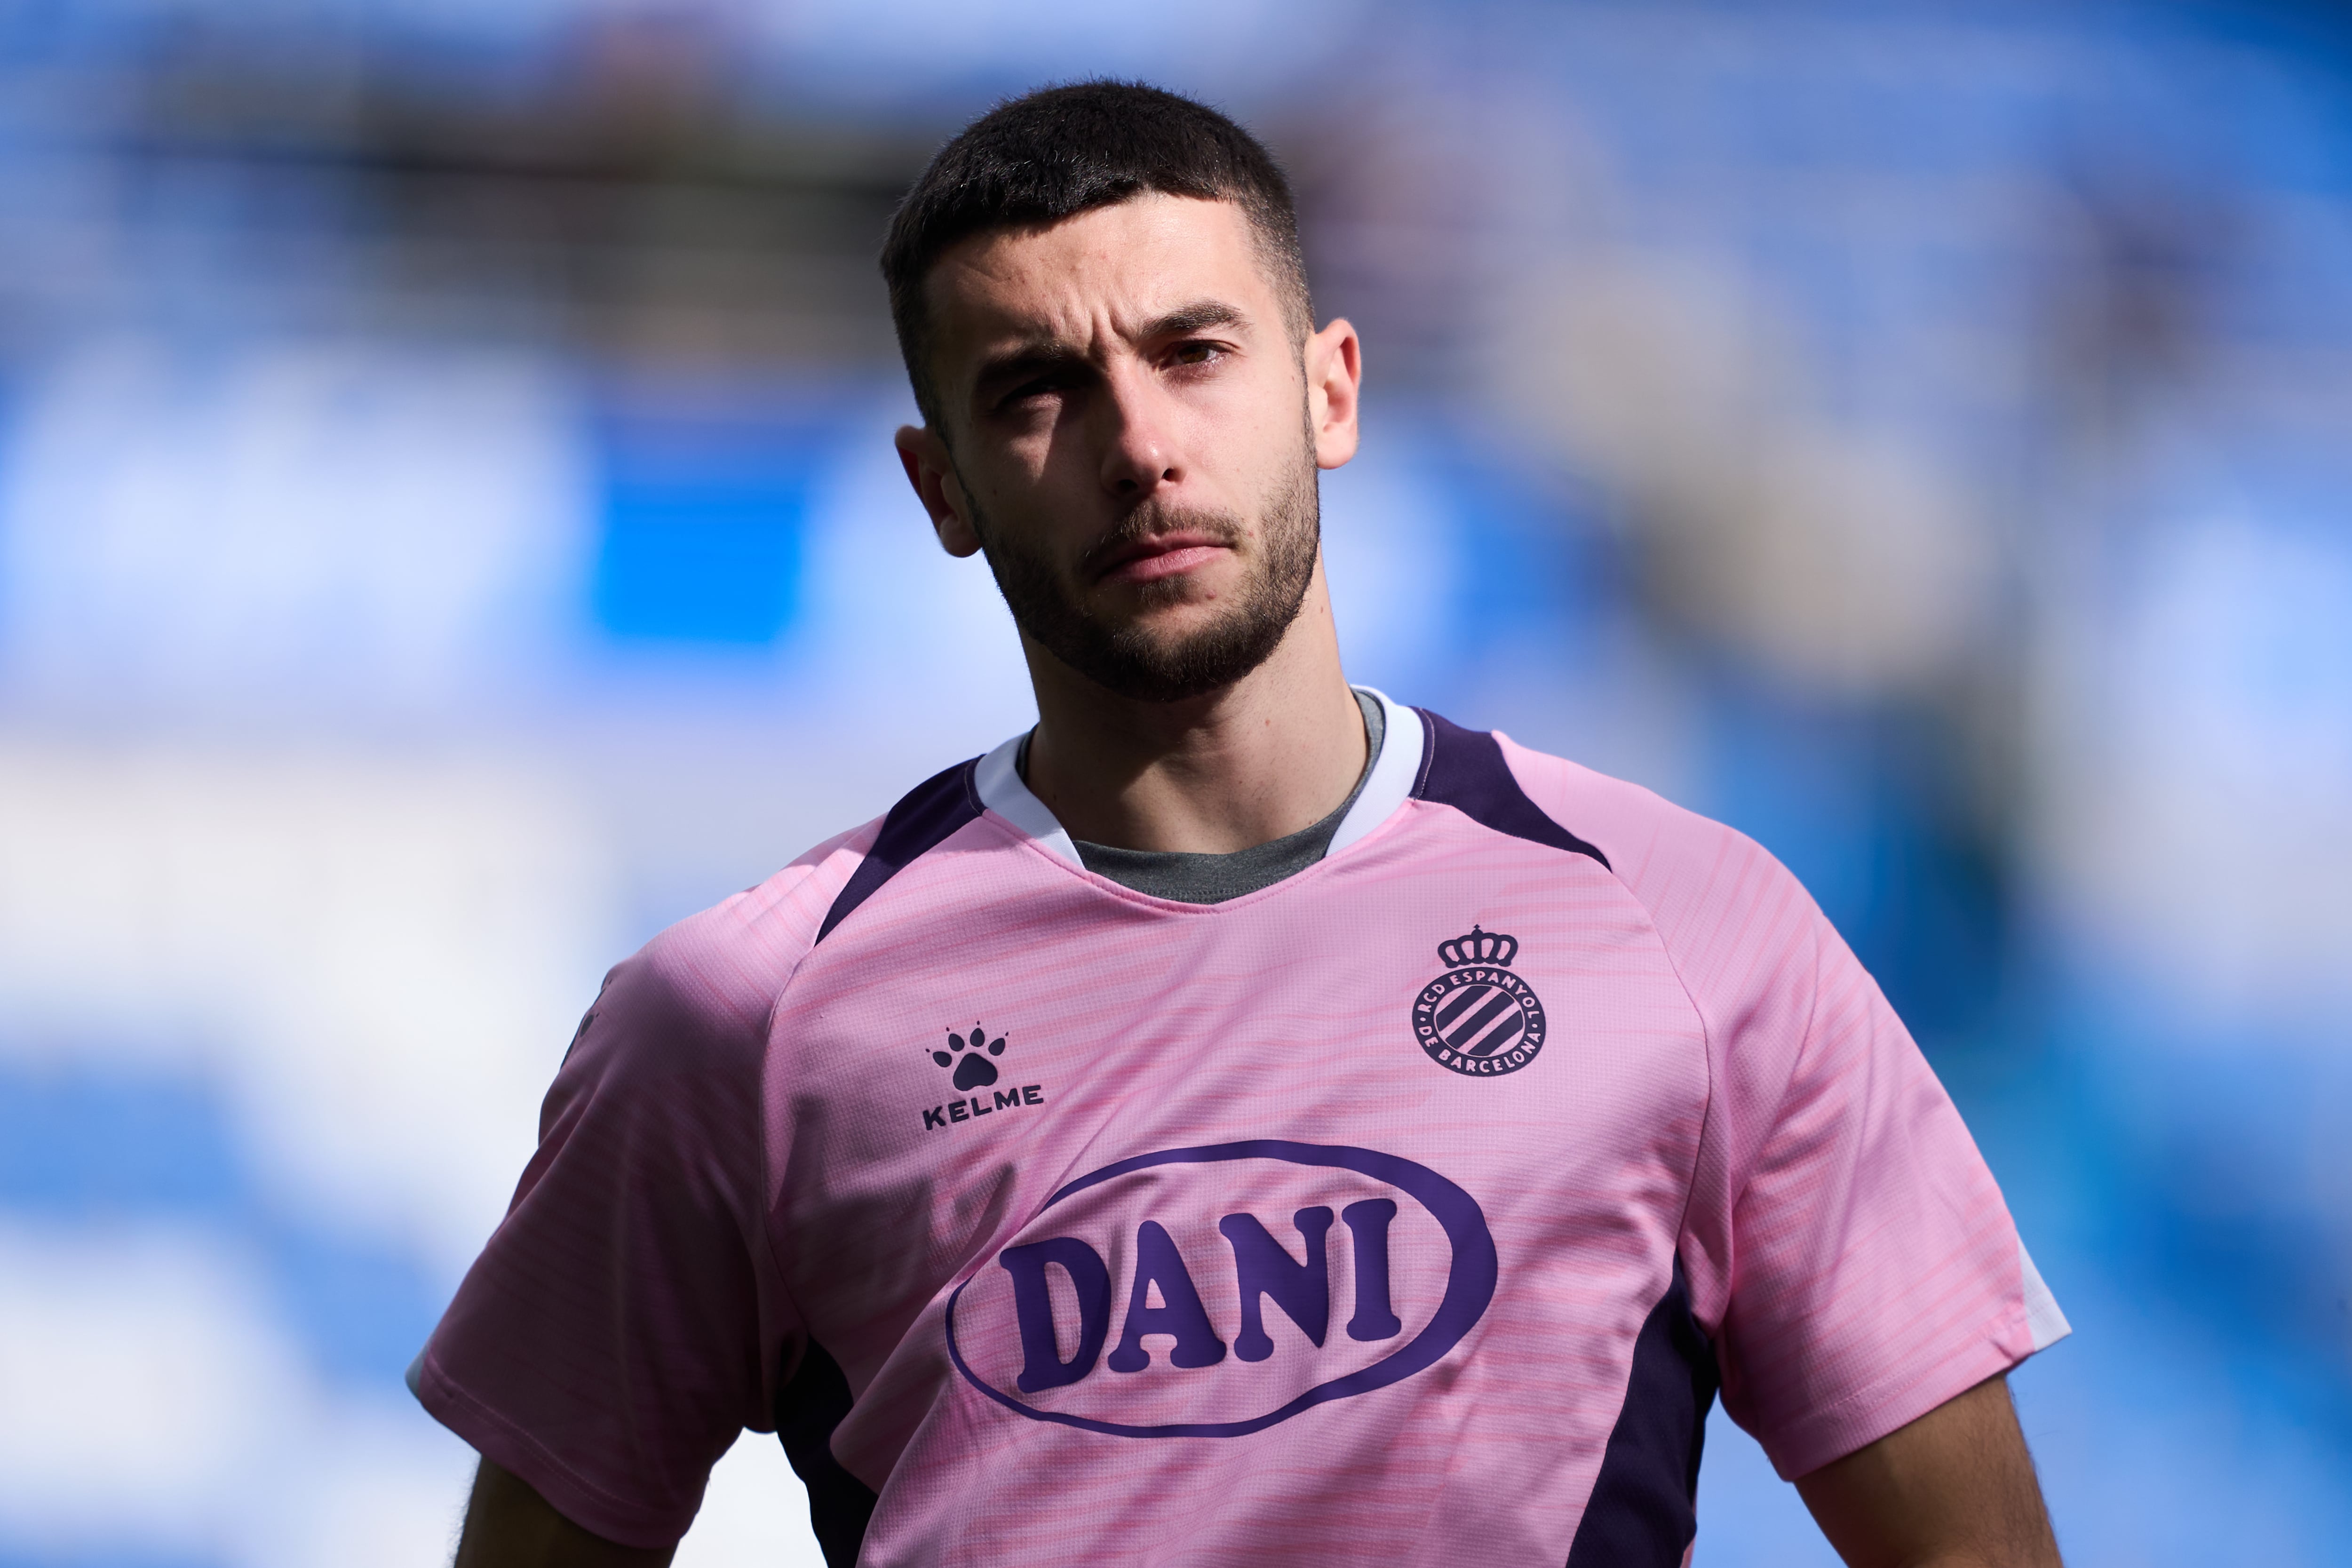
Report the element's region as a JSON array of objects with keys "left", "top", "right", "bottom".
[
  {"left": 1098, "top": 563, "right": 1238, "bottom": 613},
  {"left": 1111, "top": 600, "right": 1232, "bottom": 647}
]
